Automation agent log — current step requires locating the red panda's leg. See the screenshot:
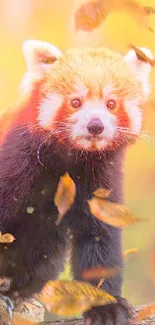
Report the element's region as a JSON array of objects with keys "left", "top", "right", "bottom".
[{"left": 71, "top": 227, "right": 132, "bottom": 325}]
